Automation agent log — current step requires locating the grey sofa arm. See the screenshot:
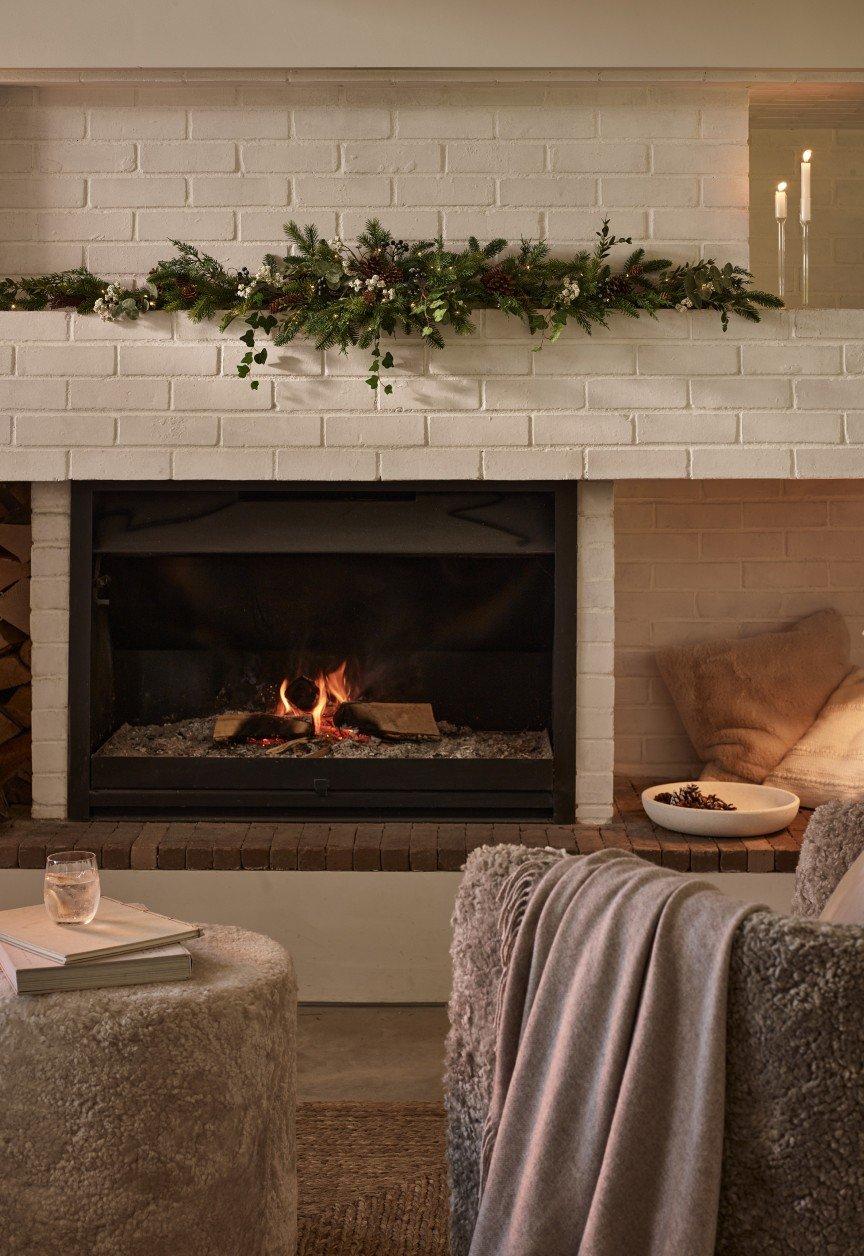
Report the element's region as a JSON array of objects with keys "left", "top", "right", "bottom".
[
  {"left": 793, "top": 800, "right": 864, "bottom": 917},
  {"left": 446, "top": 845, "right": 864, "bottom": 1256}
]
